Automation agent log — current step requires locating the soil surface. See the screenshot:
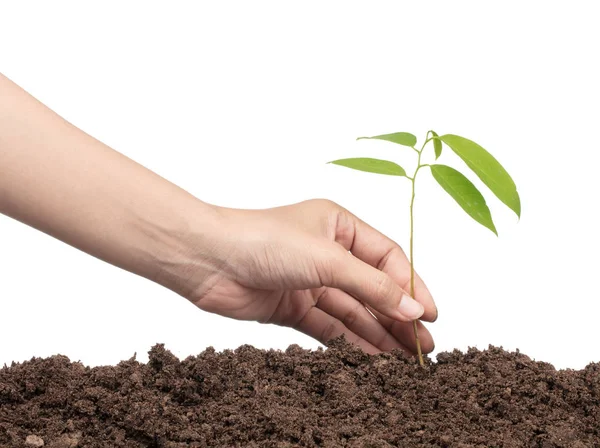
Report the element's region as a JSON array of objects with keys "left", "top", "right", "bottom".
[{"left": 1, "top": 338, "right": 599, "bottom": 447}]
